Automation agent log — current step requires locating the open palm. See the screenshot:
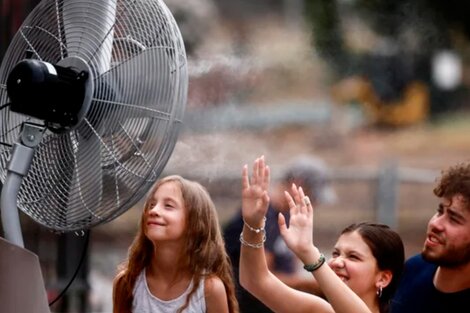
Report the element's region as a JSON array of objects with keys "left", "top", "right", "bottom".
[
  {"left": 279, "top": 185, "right": 314, "bottom": 260},
  {"left": 241, "top": 156, "right": 270, "bottom": 227}
]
